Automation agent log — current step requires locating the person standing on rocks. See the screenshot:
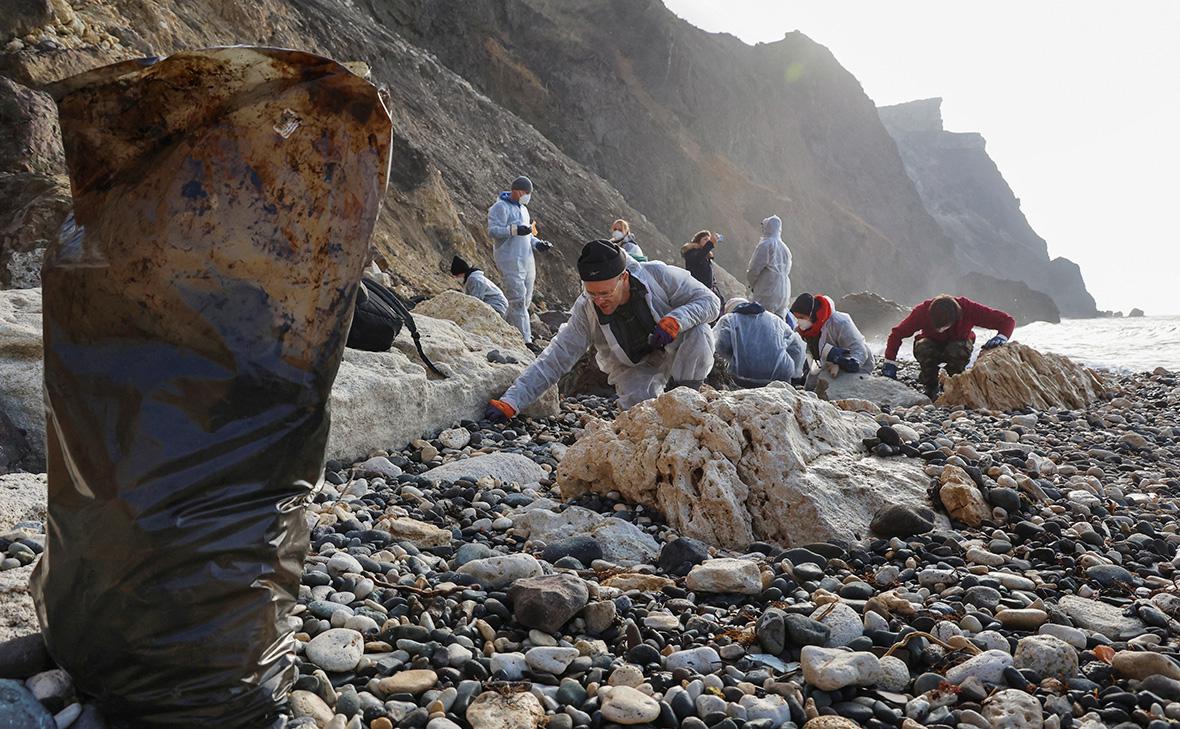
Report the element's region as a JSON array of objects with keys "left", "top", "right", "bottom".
[
  {"left": 680, "top": 230, "right": 720, "bottom": 299},
  {"left": 450, "top": 255, "right": 508, "bottom": 316},
  {"left": 485, "top": 240, "right": 720, "bottom": 420},
  {"left": 486, "top": 175, "right": 552, "bottom": 350},
  {"left": 790, "top": 293, "right": 874, "bottom": 379},
  {"left": 746, "top": 214, "right": 793, "bottom": 319},
  {"left": 882, "top": 294, "right": 1015, "bottom": 400},
  {"left": 610, "top": 219, "right": 647, "bottom": 262},
  {"left": 713, "top": 297, "right": 807, "bottom": 387}
]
